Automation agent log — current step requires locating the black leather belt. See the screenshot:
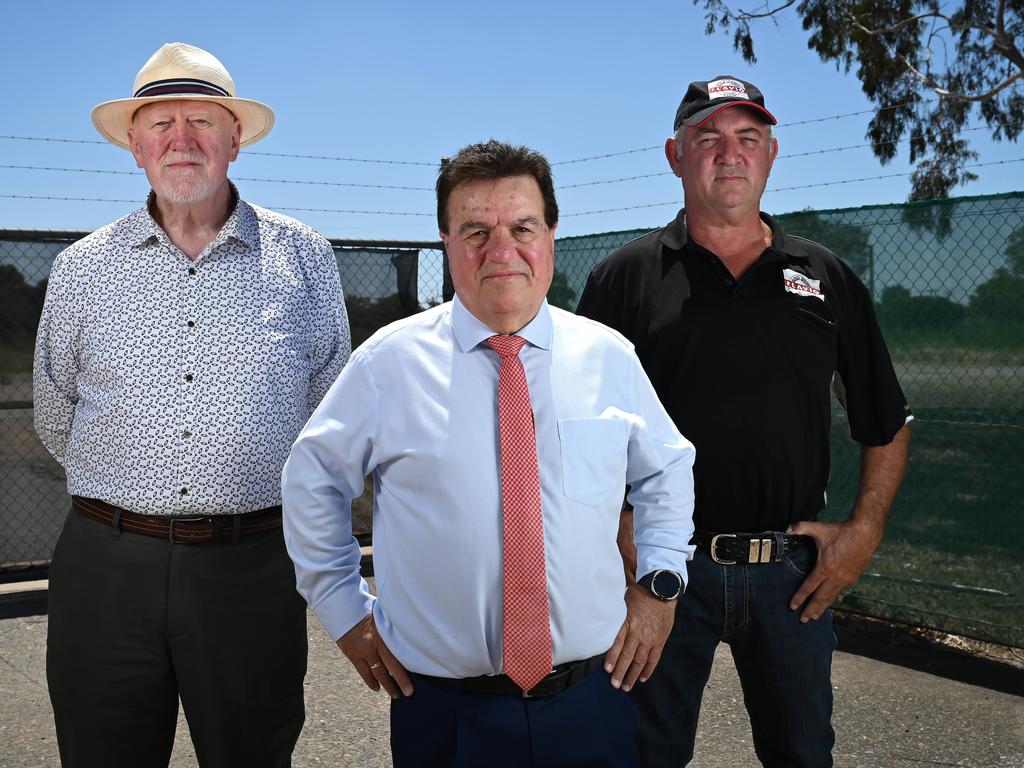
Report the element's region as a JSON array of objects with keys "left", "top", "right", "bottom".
[
  {"left": 420, "top": 654, "right": 606, "bottom": 698},
  {"left": 693, "top": 531, "right": 813, "bottom": 565},
  {"left": 72, "top": 496, "right": 283, "bottom": 544}
]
